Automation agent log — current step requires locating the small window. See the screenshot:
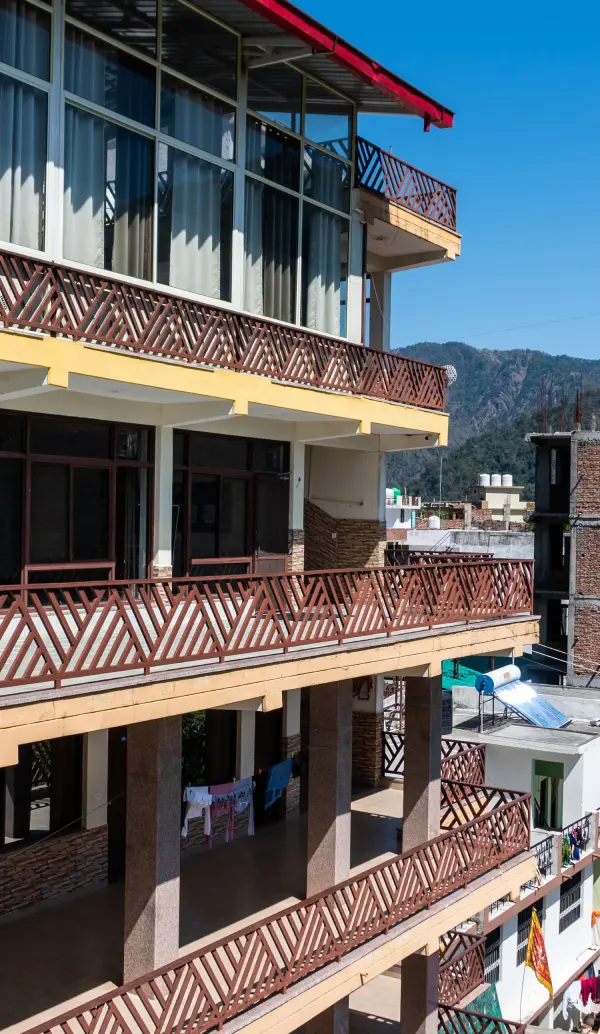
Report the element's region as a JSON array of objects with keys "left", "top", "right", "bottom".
[
  {"left": 304, "top": 78, "right": 352, "bottom": 158},
  {"left": 161, "top": 0, "right": 237, "bottom": 99},
  {"left": 484, "top": 927, "right": 501, "bottom": 983},
  {"left": 160, "top": 73, "right": 235, "bottom": 161},
  {"left": 247, "top": 63, "right": 302, "bottom": 133},
  {"left": 29, "top": 416, "right": 112, "bottom": 459},
  {"left": 252, "top": 441, "right": 289, "bottom": 474},
  {"left": 0, "top": 412, "right": 24, "bottom": 453},
  {"left": 188, "top": 433, "right": 248, "bottom": 472},
  {"left": 64, "top": 25, "right": 156, "bottom": 126},
  {"left": 533, "top": 760, "right": 563, "bottom": 831},
  {"left": 303, "top": 146, "right": 350, "bottom": 213},
  {"left": 246, "top": 116, "right": 301, "bottom": 191},
  {"left": 560, "top": 873, "right": 581, "bottom": 933},
  {"left": 0, "top": 0, "right": 51, "bottom": 79}
]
